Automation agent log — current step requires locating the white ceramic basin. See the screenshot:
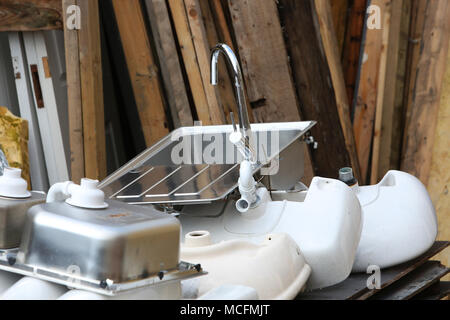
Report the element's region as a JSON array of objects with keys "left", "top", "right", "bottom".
[
  {"left": 179, "top": 176, "right": 363, "bottom": 290},
  {"left": 181, "top": 233, "right": 311, "bottom": 299},
  {"left": 352, "top": 170, "right": 438, "bottom": 272}
]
